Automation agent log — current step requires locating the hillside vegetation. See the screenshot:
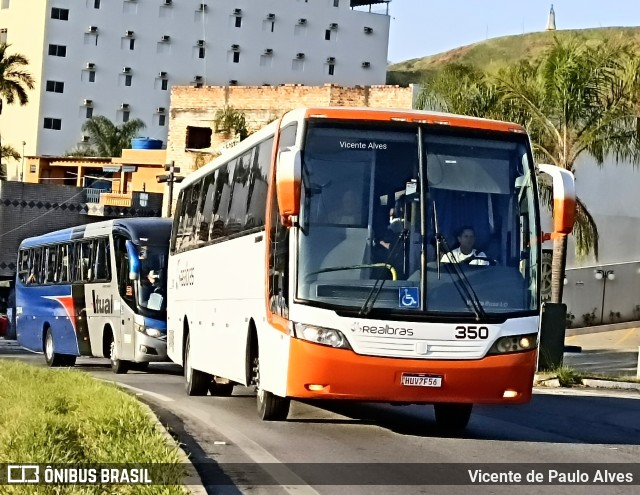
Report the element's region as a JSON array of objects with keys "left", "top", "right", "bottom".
[{"left": 387, "top": 27, "right": 640, "bottom": 85}]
